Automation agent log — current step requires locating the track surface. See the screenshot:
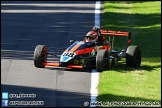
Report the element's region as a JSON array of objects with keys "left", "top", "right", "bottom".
[{"left": 1, "top": 1, "right": 102, "bottom": 107}]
